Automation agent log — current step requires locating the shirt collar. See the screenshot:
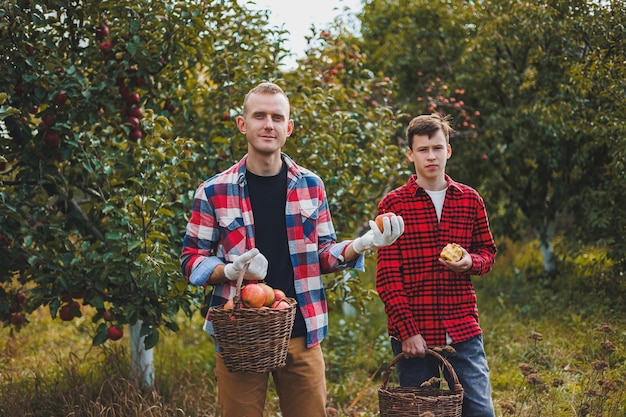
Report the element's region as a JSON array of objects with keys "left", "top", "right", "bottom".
[{"left": 408, "top": 174, "right": 463, "bottom": 195}]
